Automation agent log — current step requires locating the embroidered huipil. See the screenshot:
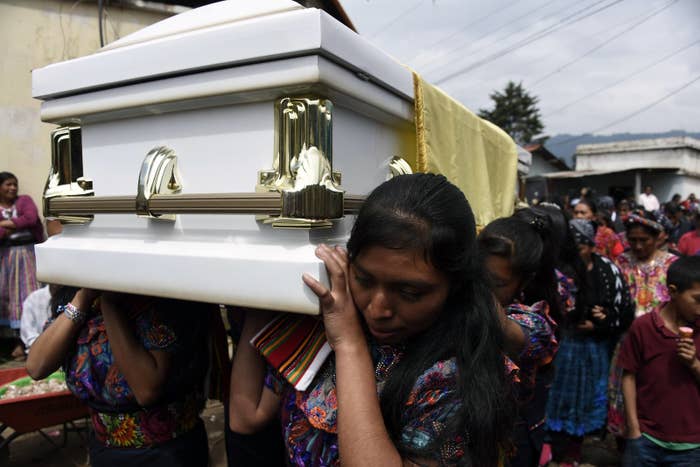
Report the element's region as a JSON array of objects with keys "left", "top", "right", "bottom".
[
  {"left": 266, "top": 342, "right": 470, "bottom": 466},
  {"left": 555, "top": 269, "right": 577, "bottom": 314},
  {"left": 63, "top": 298, "right": 208, "bottom": 448},
  {"left": 506, "top": 301, "right": 558, "bottom": 401},
  {"left": 615, "top": 251, "right": 678, "bottom": 317}
]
